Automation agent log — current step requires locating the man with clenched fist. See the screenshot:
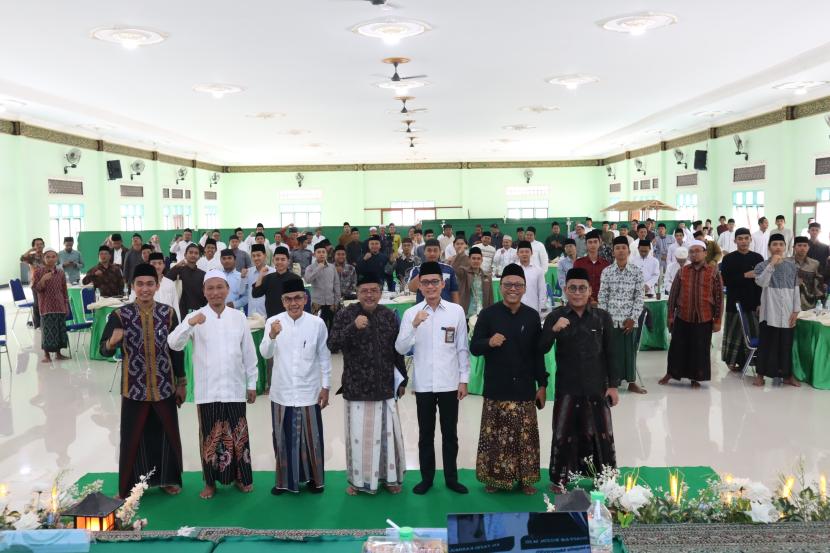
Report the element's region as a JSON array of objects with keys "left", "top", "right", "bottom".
[
  {"left": 470, "top": 263, "right": 547, "bottom": 495},
  {"left": 259, "top": 278, "right": 331, "bottom": 495},
  {"left": 168, "top": 269, "right": 258, "bottom": 499},
  {"left": 540, "top": 267, "right": 618, "bottom": 493}
]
